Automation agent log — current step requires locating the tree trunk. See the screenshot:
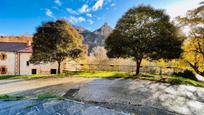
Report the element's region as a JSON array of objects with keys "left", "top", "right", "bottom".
[
  {"left": 187, "top": 61, "right": 200, "bottom": 74},
  {"left": 57, "top": 61, "right": 61, "bottom": 74},
  {"left": 135, "top": 59, "right": 142, "bottom": 75}
]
